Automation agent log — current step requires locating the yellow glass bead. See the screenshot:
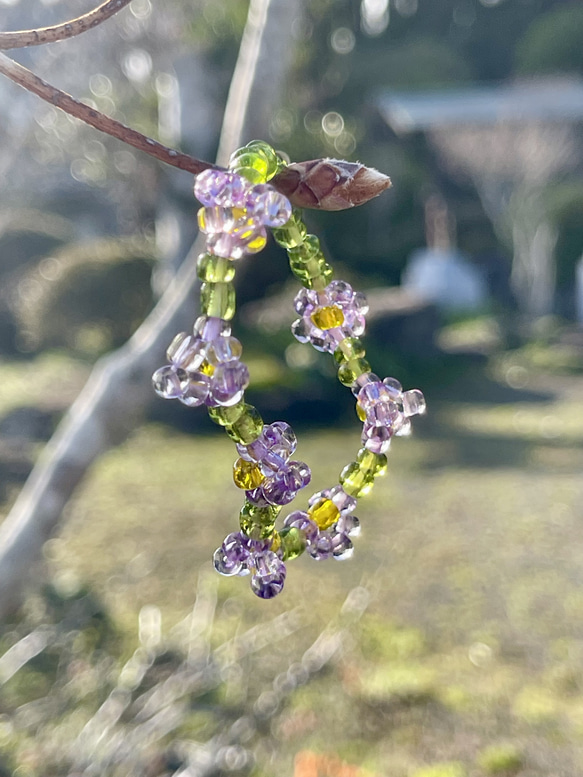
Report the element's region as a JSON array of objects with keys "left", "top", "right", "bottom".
[
  {"left": 233, "top": 458, "right": 265, "bottom": 490},
  {"left": 270, "top": 530, "right": 282, "bottom": 554},
  {"left": 308, "top": 498, "right": 340, "bottom": 530},
  {"left": 356, "top": 402, "right": 367, "bottom": 422},
  {"left": 337, "top": 358, "right": 372, "bottom": 387},
  {"left": 197, "top": 253, "right": 236, "bottom": 283},
  {"left": 199, "top": 360, "right": 215, "bottom": 377},
  {"left": 356, "top": 447, "right": 388, "bottom": 477},
  {"left": 208, "top": 400, "right": 246, "bottom": 427},
  {"left": 200, "top": 282, "right": 236, "bottom": 320},
  {"left": 225, "top": 405, "right": 264, "bottom": 444},
  {"left": 339, "top": 462, "right": 375, "bottom": 497},
  {"left": 273, "top": 211, "right": 307, "bottom": 249},
  {"left": 311, "top": 306, "right": 345, "bottom": 331},
  {"left": 334, "top": 337, "right": 366, "bottom": 365},
  {"left": 246, "top": 231, "right": 267, "bottom": 253}
]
